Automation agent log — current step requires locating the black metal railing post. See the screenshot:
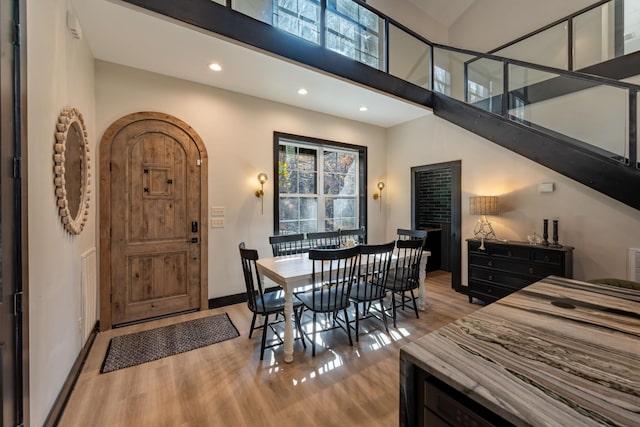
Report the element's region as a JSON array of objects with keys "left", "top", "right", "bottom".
[
  {"left": 429, "top": 45, "right": 434, "bottom": 91},
  {"left": 320, "top": 0, "right": 327, "bottom": 49},
  {"left": 463, "top": 61, "right": 468, "bottom": 103},
  {"left": 630, "top": 89, "right": 638, "bottom": 168},
  {"left": 502, "top": 62, "right": 509, "bottom": 118},
  {"left": 567, "top": 19, "right": 574, "bottom": 71},
  {"left": 383, "top": 18, "right": 389, "bottom": 73}
]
